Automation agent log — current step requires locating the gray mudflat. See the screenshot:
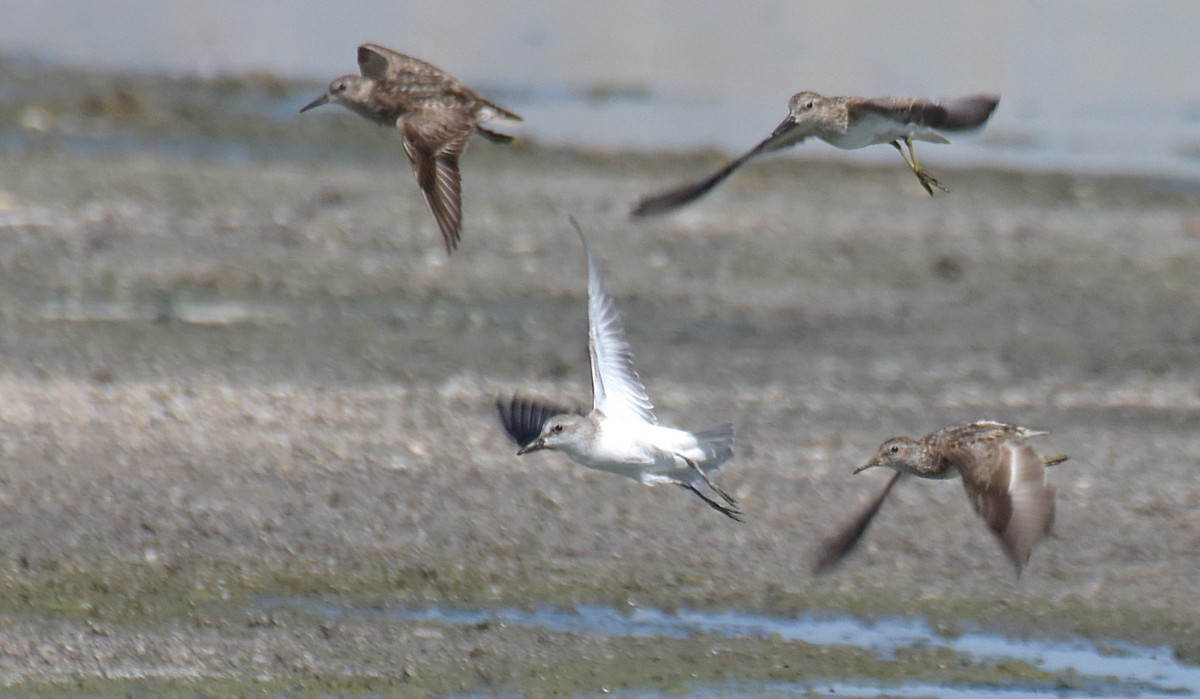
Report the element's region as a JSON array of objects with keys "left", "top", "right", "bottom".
[{"left": 0, "top": 71, "right": 1198, "bottom": 693}]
